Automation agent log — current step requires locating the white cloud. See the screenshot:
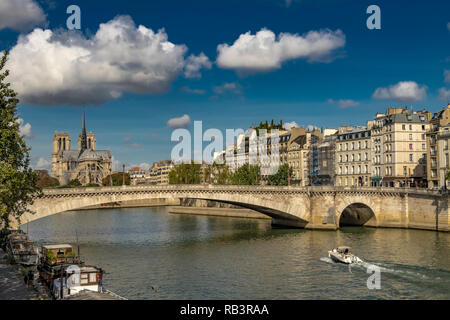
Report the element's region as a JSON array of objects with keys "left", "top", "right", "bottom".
[
  {"left": 0, "top": 0, "right": 46, "bottom": 32},
  {"left": 445, "top": 70, "right": 450, "bottom": 83},
  {"left": 283, "top": 121, "right": 298, "bottom": 130},
  {"left": 438, "top": 87, "right": 450, "bottom": 101},
  {"left": 372, "top": 81, "right": 427, "bottom": 102},
  {"left": 6, "top": 15, "right": 206, "bottom": 106},
  {"left": 167, "top": 114, "right": 191, "bottom": 129},
  {"left": 306, "top": 124, "right": 320, "bottom": 132},
  {"left": 111, "top": 156, "right": 121, "bottom": 172},
  {"left": 16, "top": 118, "right": 32, "bottom": 137},
  {"left": 138, "top": 163, "right": 152, "bottom": 171},
  {"left": 213, "top": 82, "right": 242, "bottom": 95},
  {"left": 447, "top": 22, "right": 450, "bottom": 31},
  {"left": 327, "top": 98, "right": 360, "bottom": 108},
  {"left": 35, "top": 157, "right": 50, "bottom": 170},
  {"left": 184, "top": 53, "right": 212, "bottom": 79},
  {"left": 216, "top": 28, "right": 345, "bottom": 73}
]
